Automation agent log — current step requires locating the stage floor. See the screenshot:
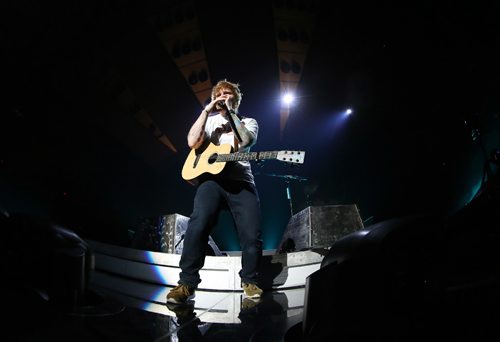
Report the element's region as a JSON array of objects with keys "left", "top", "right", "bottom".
[
  {"left": 4, "top": 238, "right": 499, "bottom": 341},
  {"left": 4, "top": 239, "right": 314, "bottom": 341},
  {"left": 3, "top": 282, "right": 303, "bottom": 341}
]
